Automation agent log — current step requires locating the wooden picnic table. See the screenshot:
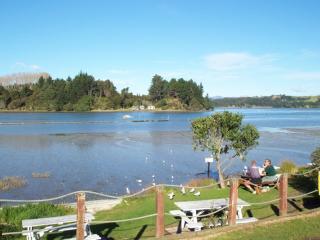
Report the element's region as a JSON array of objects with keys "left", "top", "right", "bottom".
[{"left": 175, "top": 198, "right": 250, "bottom": 224}]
